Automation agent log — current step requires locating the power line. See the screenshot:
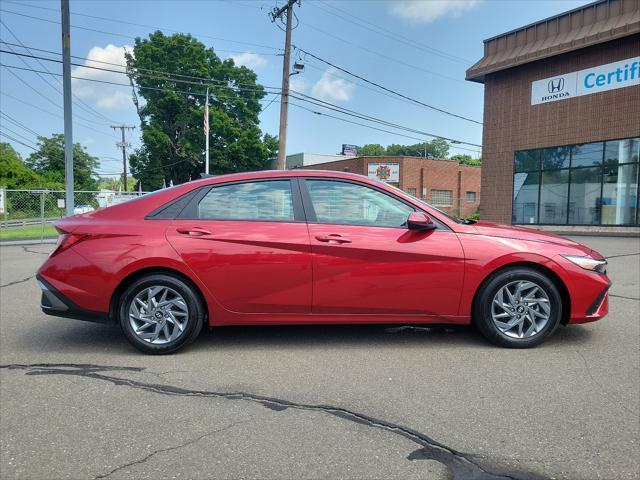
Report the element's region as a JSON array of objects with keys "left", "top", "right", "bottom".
[
  {"left": 288, "top": 102, "right": 479, "bottom": 154},
  {"left": 0, "top": 49, "right": 282, "bottom": 96},
  {"left": 0, "top": 24, "right": 117, "bottom": 125},
  {"left": 0, "top": 41, "right": 284, "bottom": 94},
  {"left": 2, "top": 62, "right": 481, "bottom": 148},
  {"left": 0, "top": 130, "right": 37, "bottom": 150},
  {"left": 296, "top": 48, "right": 482, "bottom": 125},
  {"left": 0, "top": 124, "right": 37, "bottom": 145},
  {"left": 3, "top": 42, "right": 475, "bottom": 125},
  {"left": 0, "top": 63, "right": 117, "bottom": 127},
  {"left": 296, "top": 21, "right": 474, "bottom": 87},
  {"left": 0, "top": 6, "right": 282, "bottom": 53},
  {"left": 0, "top": 111, "right": 39, "bottom": 136},
  {"left": 310, "top": 0, "right": 470, "bottom": 64},
  {"left": 0, "top": 89, "right": 115, "bottom": 139},
  {"left": 290, "top": 90, "right": 482, "bottom": 147}
]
